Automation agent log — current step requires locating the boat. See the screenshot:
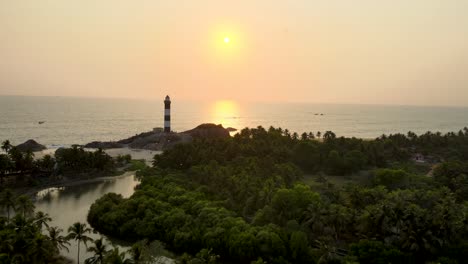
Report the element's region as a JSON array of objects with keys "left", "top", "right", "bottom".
[{"left": 38, "top": 121, "right": 46, "bottom": 124}]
